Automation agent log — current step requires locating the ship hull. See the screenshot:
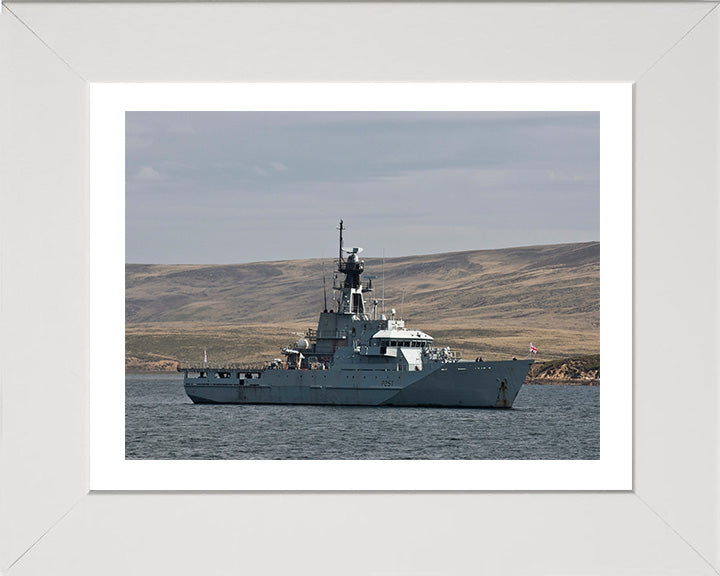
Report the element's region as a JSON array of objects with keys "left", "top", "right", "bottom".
[{"left": 183, "top": 359, "right": 531, "bottom": 408}]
